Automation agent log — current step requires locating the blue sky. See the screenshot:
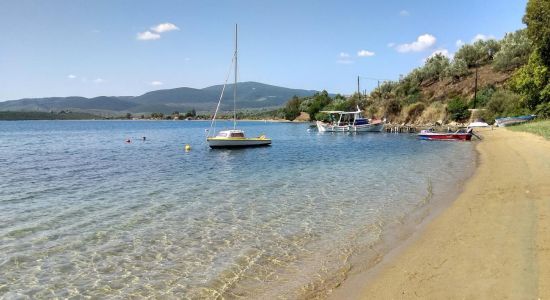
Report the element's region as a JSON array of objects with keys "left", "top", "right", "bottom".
[{"left": 0, "top": 0, "right": 527, "bottom": 101}]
